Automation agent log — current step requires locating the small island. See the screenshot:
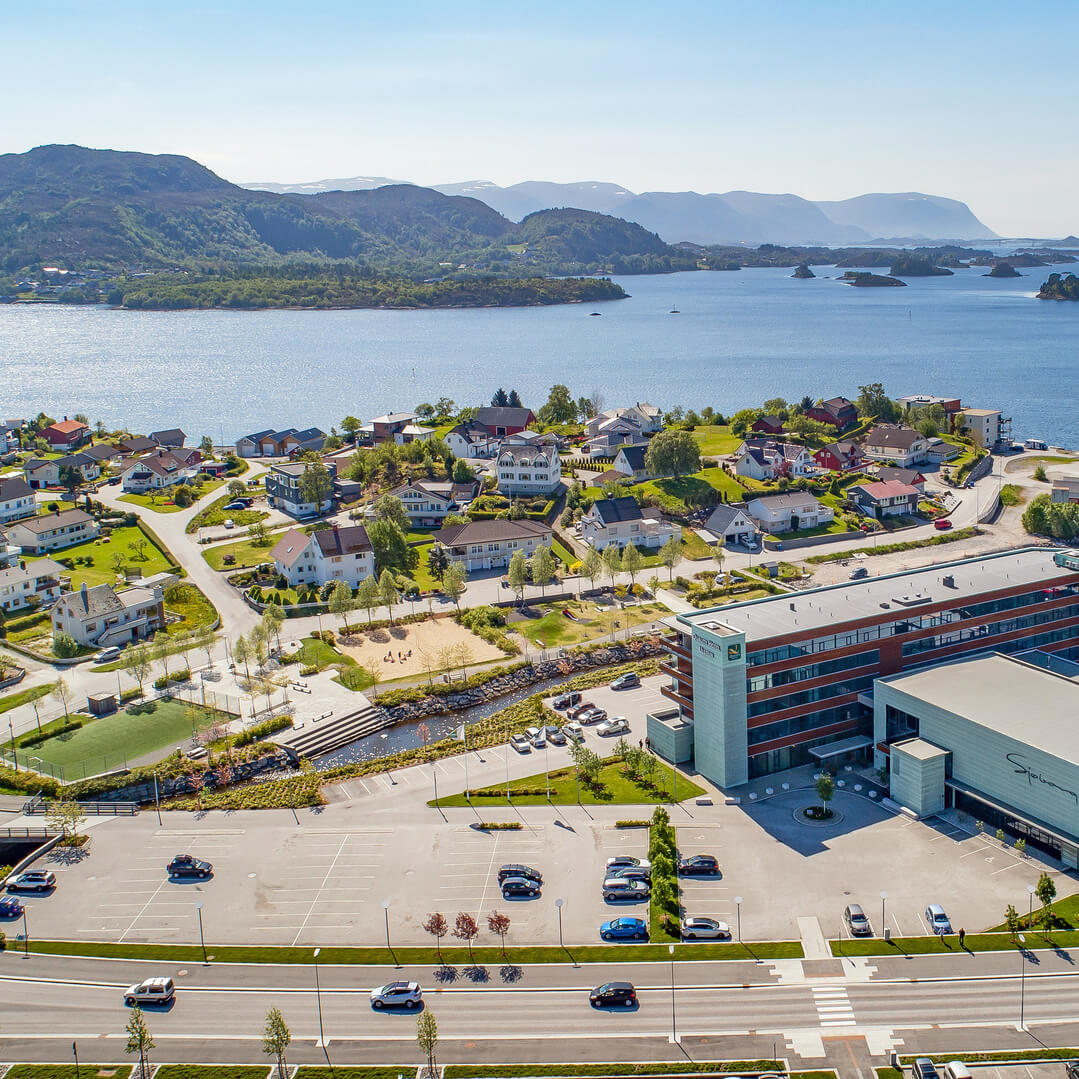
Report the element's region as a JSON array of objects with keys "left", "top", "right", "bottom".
[
  {"left": 985, "top": 261, "right": 1022, "bottom": 278},
  {"left": 791, "top": 263, "right": 815, "bottom": 279},
  {"left": 841, "top": 271, "right": 907, "bottom": 288},
  {"left": 889, "top": 254, "right": 954, "bottom": 277},
  {"left": 1038, "top": 272, "right": 1079, "bottom": 301}
]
